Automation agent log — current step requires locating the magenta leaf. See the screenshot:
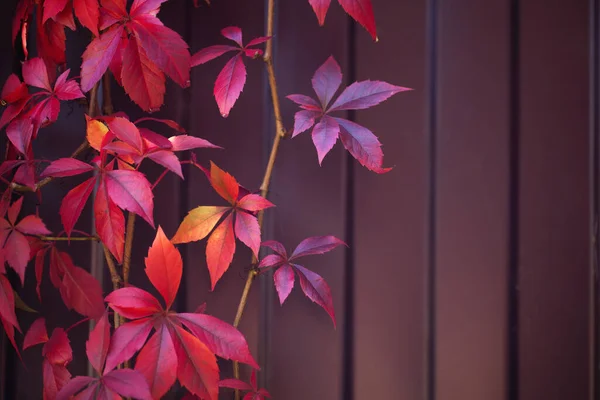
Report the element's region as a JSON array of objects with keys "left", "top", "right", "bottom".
[
  {"left": 328, "top": 80, "right": 411, "bottom": 111},
  {"left": 311, "top": 116, "right": 340, "bottom": 164},
  {"left": 311, "top": 55, "right": 342, "bottom": 108},
  {"left": 290, "top": 235, "right": 347, "bottom": 259},
  {"left": 41, "top": 158, "right": 94, "bottom": 178},
  {"left": 273, "top": 264, "right": 294, "bottom": 304},
  {"left": 294, "top": 264, "right": 335, "bottom": 327},
  {"left": 214, "top": 54, "right": 247, "bottom": 118},
  {"left": 104, "top": 170, "right": 155, "bottom": 227}
]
